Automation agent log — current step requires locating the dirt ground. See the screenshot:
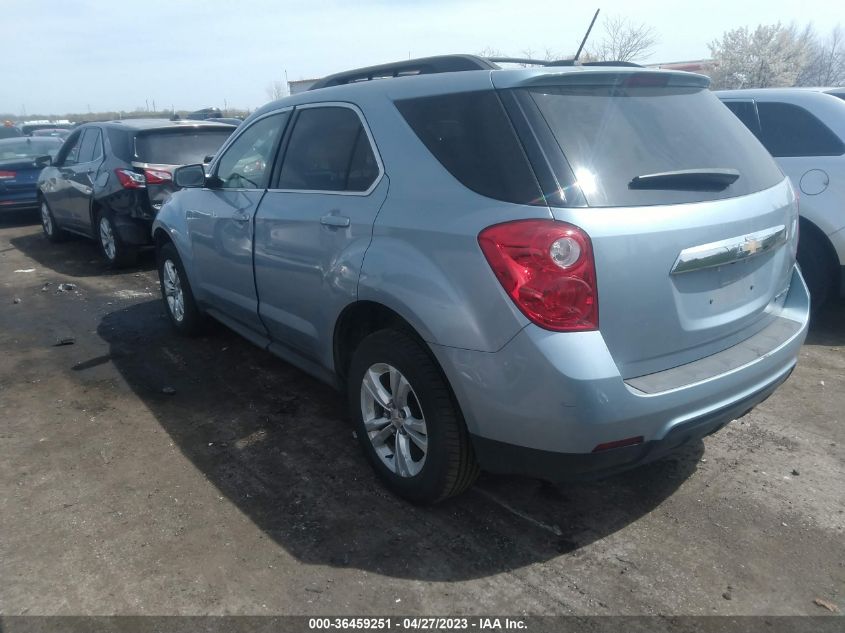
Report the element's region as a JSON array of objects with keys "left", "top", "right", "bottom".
[{"left": 1, "top": 213, "right": 843, "bottom": 617}]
